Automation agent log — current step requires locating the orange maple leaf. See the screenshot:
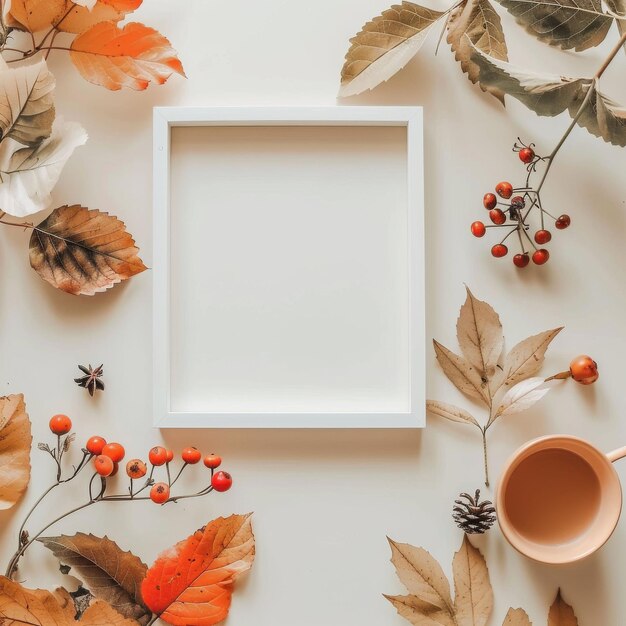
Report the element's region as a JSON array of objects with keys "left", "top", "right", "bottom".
[
  {"left": 141, "top": 514, "right": 255, "bottom": 626},
  {"left": 70, "top": 21, "right": 185, "bottom": 90}
]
